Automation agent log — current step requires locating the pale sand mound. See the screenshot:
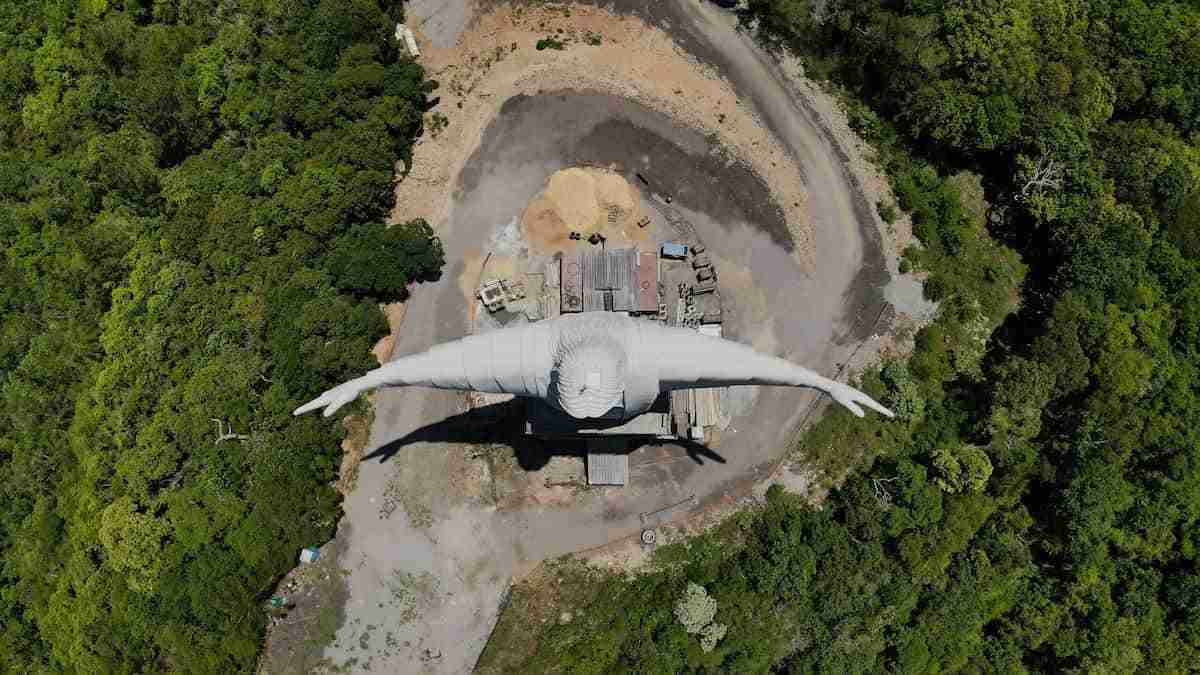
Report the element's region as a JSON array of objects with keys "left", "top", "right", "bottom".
[
  {"left": 521, "top": 196, "right": 570, "bottom": 255},
  {"left": 544, "top": 168, "right": 601, "bottom": 231},
  {"left": 523, "top": 167, "right": 643, "bottom": 254},
  {"left": 594, "top": 171, "right": 636, "bottom": 216}
]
